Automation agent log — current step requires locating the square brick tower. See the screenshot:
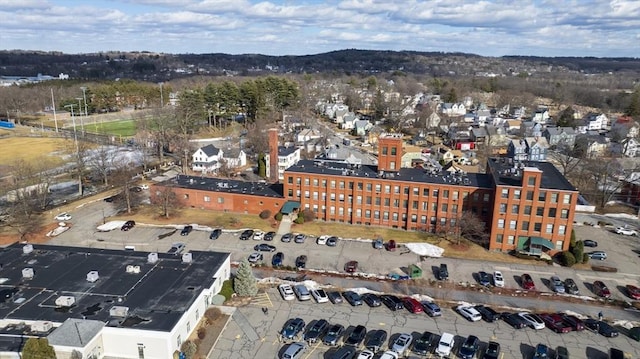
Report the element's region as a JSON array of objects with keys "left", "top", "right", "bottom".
[
  {"left": 377, "top": 133, "right": 403, "bottom": 172},
  {"left": 268, "top": 128, "right": 279, "bottom": 182}
]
